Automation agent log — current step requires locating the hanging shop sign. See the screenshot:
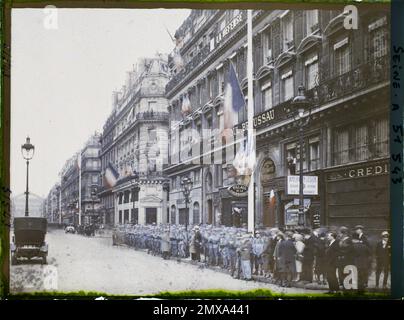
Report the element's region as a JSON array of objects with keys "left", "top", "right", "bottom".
[
  {"left": 287, "top": 175, "right": 318, "bottom": 195},
  {"left": 228, "top": 184, "right": 248, "bottom": 197}
]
